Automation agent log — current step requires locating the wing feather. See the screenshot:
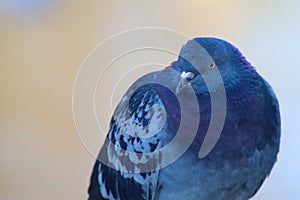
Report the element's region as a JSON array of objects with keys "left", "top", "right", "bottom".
[{"left": 88, "top": 84, "right": 168, "bottom": 200}]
